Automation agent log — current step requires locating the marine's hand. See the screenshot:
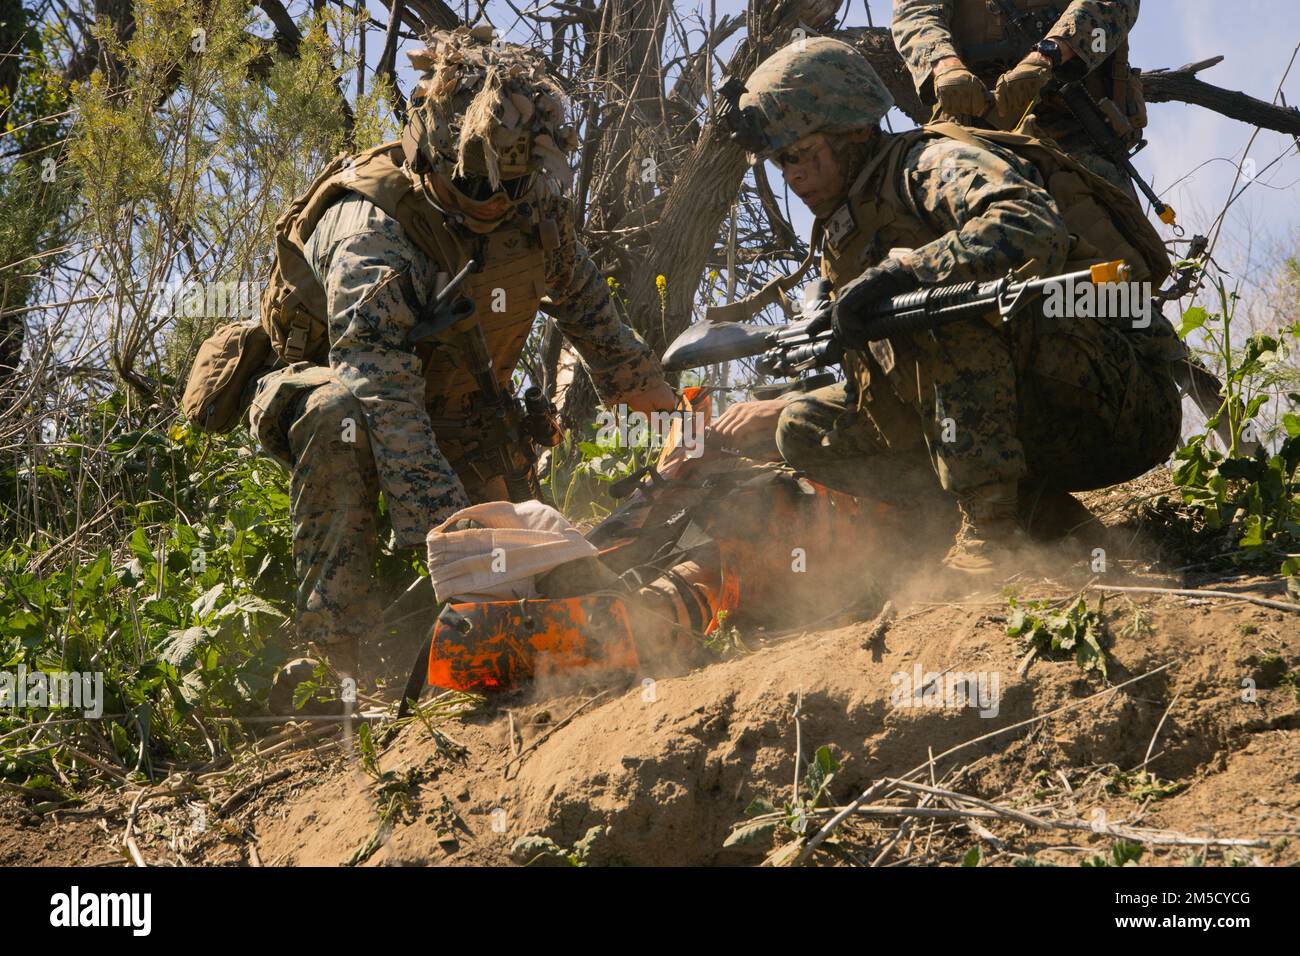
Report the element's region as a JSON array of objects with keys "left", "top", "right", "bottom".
[
  {"left": 992, "top": 56, "right": 1052, "bottom": 128},
  {"left": 933, "top": 58, "right": 991, "bottom": 118},
  {"left": 831, "top": 261, "right": 919, "bottom": 347},
  {"left": 707, "top": 399, "right": 786, "bottom": 448},
  {"left": 620, "top": 381, "right": 678, "bottom": 416}
]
